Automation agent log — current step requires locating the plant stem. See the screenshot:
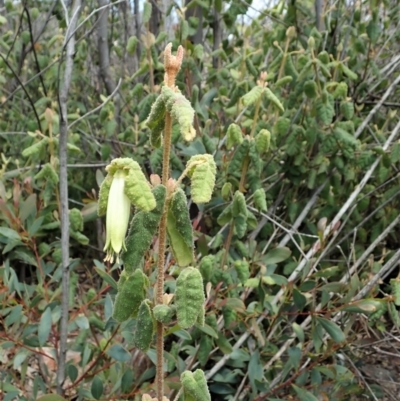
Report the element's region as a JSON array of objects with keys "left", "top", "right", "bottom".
[
  {"left": 155, "top": 112, "right": 172, "bottom": 401},
  {"left": 155, "top": 43, "right": 182, "bottom": 401}
]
